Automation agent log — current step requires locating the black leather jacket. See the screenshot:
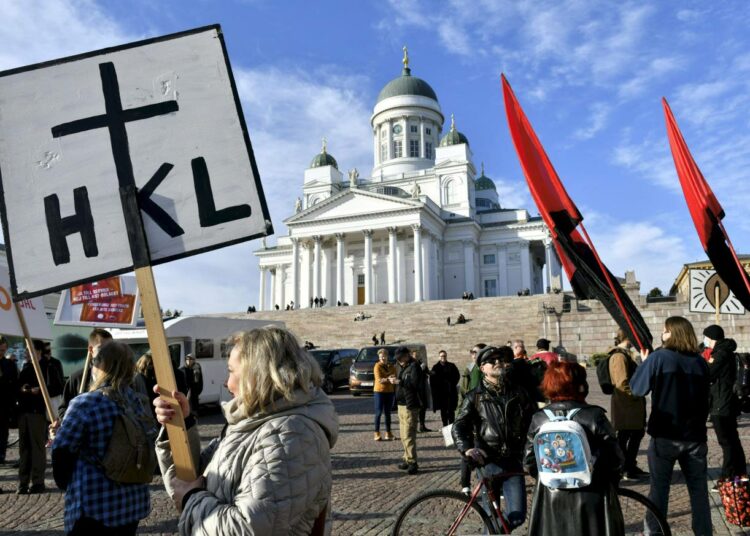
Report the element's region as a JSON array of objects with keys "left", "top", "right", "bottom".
[
  {"left": 452, "top": 379, "right": 536, "bottom": 462},
  {"left": 395, "top": 358, "right": 423, "bottom": 409},
  {"left": 709, "top": 338, "right": 739, "bottom": 416}
]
